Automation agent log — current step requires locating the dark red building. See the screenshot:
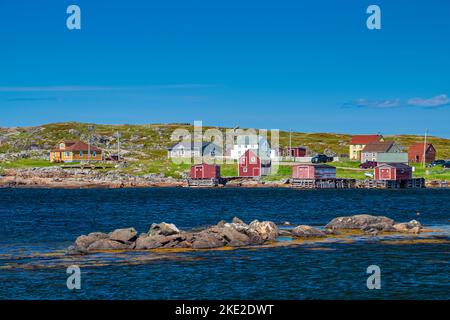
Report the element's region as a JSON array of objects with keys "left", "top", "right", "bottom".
[
  {"left": 408, "top": 143, "right": 436, "bottom": 163},
  {"left": 279, "top": 146, "right": 306, "bottom": 157},
  {"left": 238, "top": 149, "right": 261, "bottom": 177},
  {"left": 374, "top": 163, "right": 412, "bottom": 181},
  {"left": 292, "top": 164, "right": 336, "bottom": 179},
  {"left": 189, "top": 163, "right": 220, "bottom": 179}
]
